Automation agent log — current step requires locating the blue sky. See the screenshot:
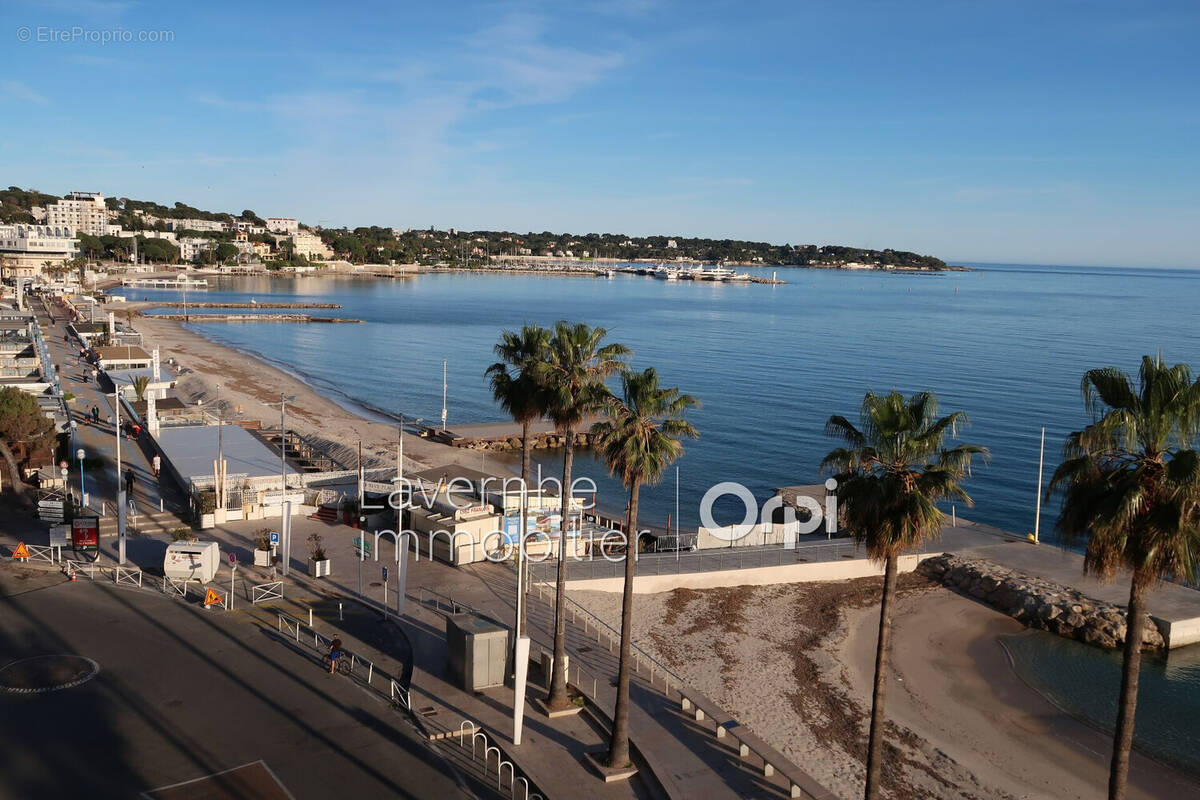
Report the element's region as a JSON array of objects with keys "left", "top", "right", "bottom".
[{"left": 1, "top": 0, "right": 1197, "bottom": 267}]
